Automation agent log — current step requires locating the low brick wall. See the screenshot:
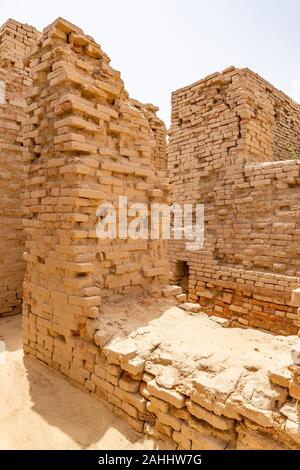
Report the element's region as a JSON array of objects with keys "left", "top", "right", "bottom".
[
  {"left": 24, "top": 293, "right": 299, "bottom": 451},
  {"left": 85, "top": 335, "right": 300, "bottom": 450}
]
